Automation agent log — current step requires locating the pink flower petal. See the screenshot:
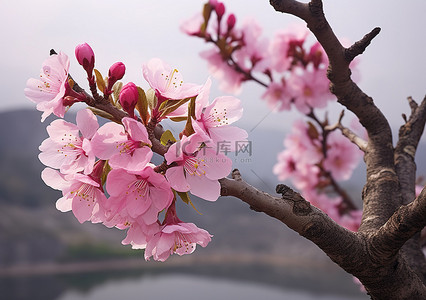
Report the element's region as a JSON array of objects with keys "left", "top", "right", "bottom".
[
  {"left": 76, "top": 109, "right": 99, "bottom": 139},
  {"left": 165, "top": 166, "right": 190, "bottom": 192}
]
